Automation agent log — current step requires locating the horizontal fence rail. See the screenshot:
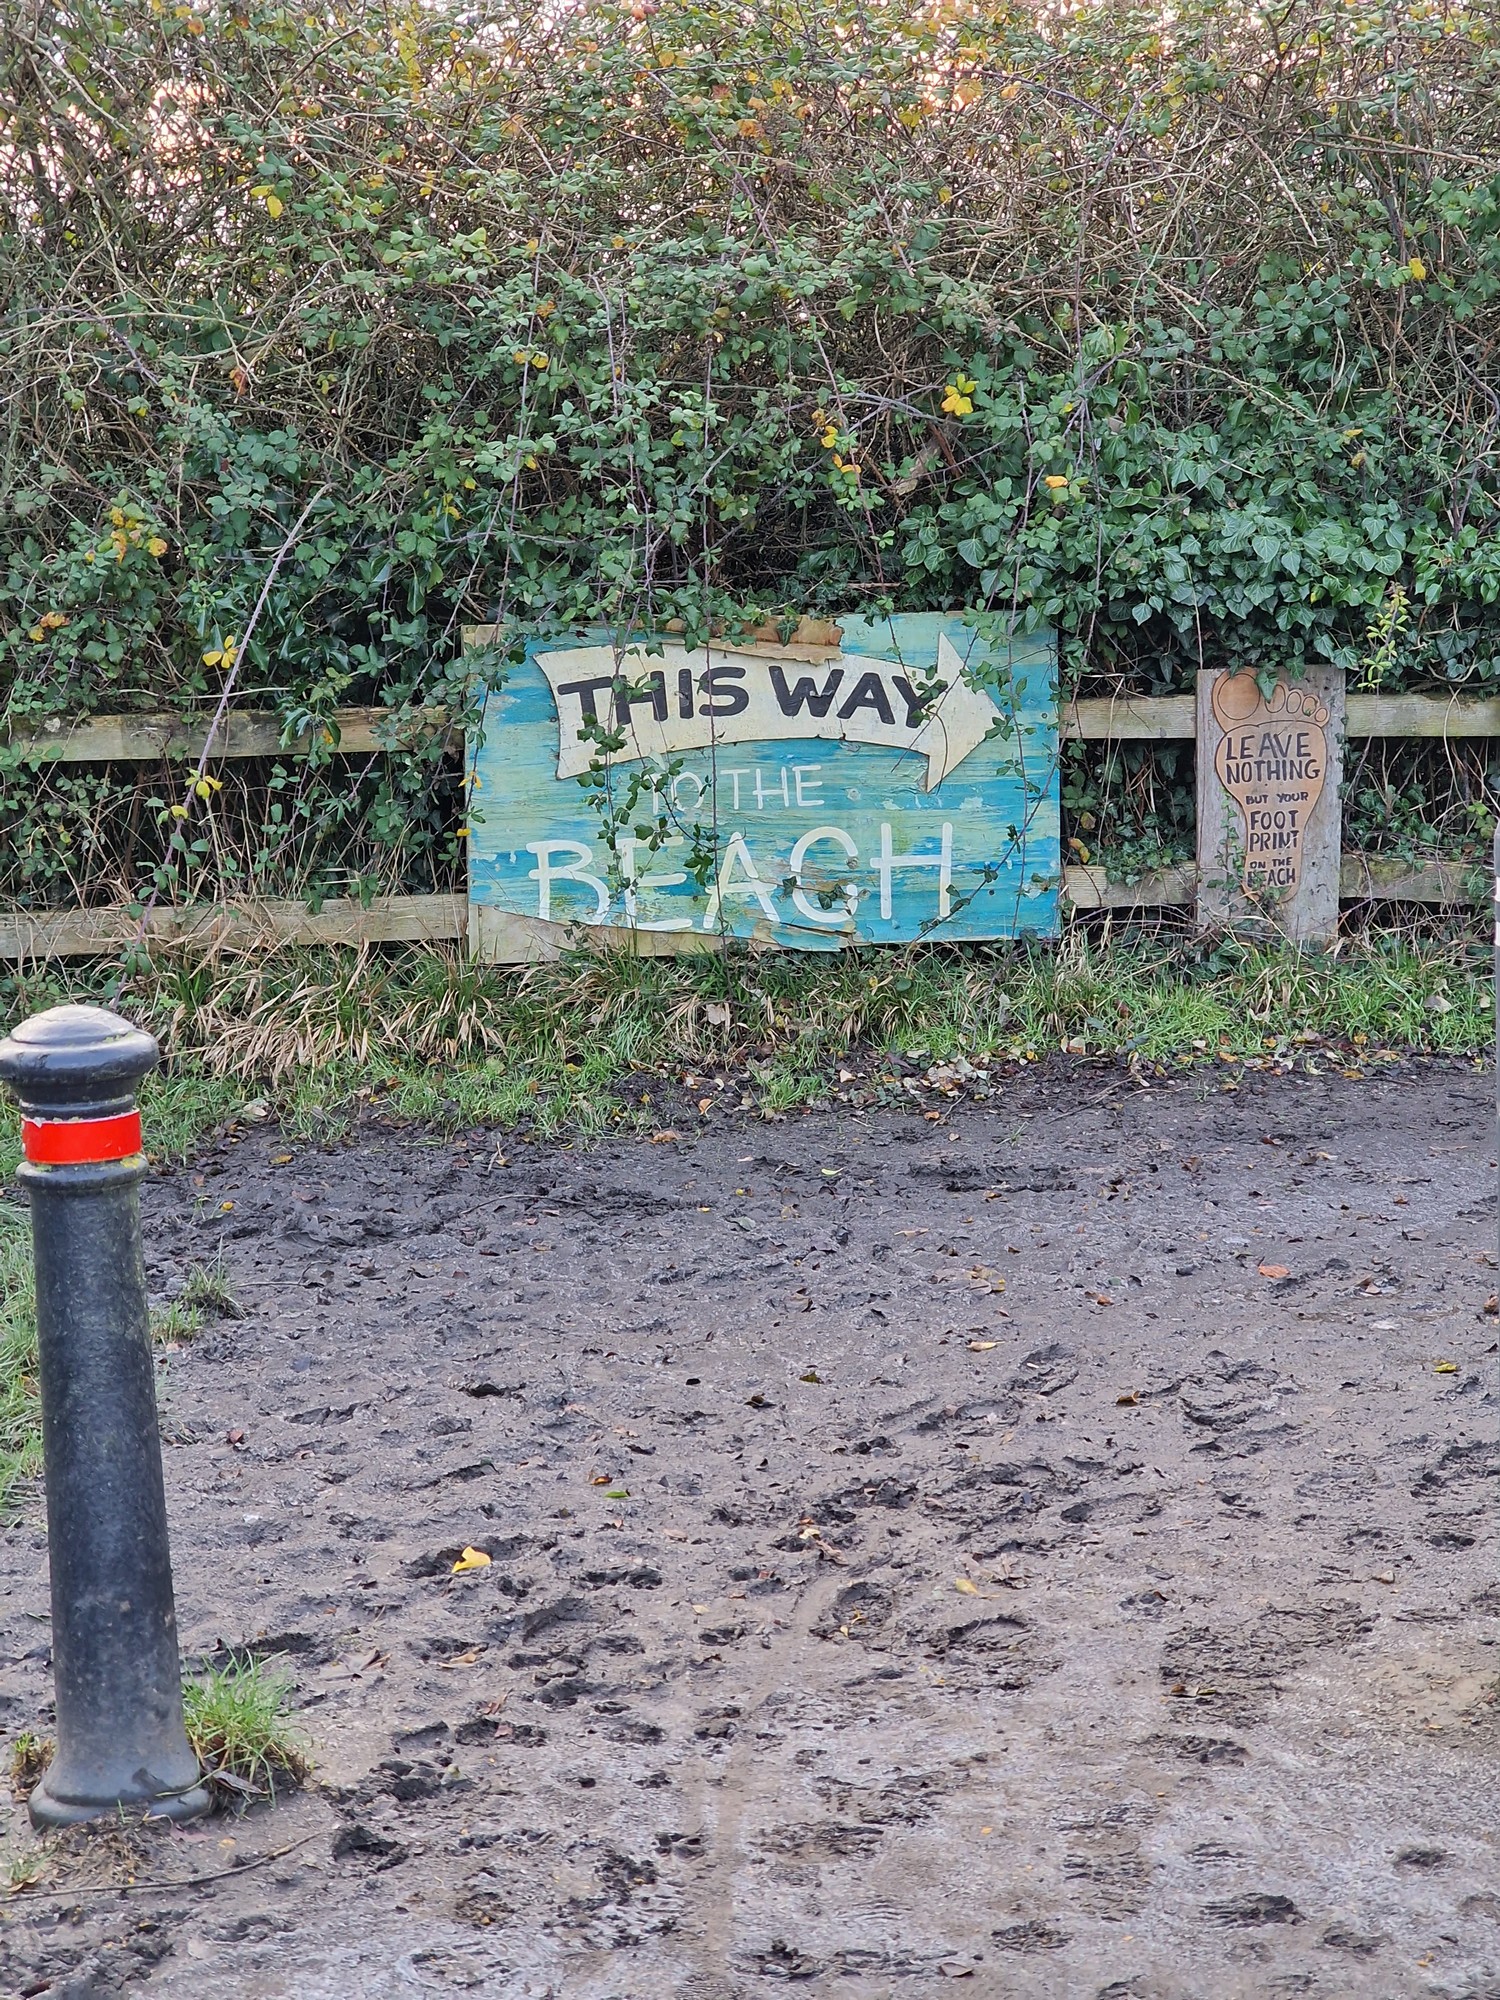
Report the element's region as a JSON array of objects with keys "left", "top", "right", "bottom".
[
  {"left": 10, "top": 692, "right": 1500, "bottom": 764},
  {"left": 0, "top": 693, "right": 1491, "bottom": 957}
]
